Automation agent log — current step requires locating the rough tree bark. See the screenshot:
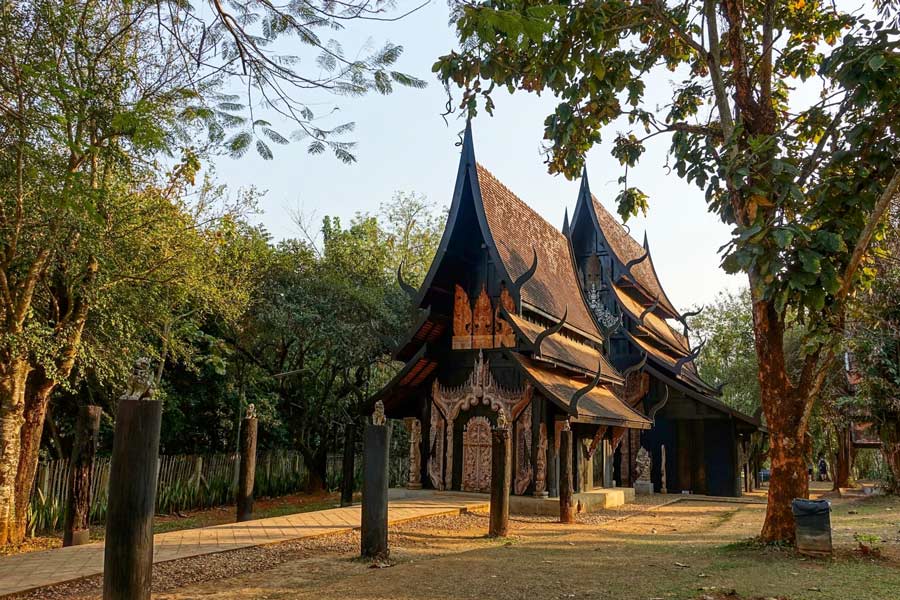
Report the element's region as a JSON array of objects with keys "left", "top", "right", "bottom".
[
  {"left": 0, "top": 360, "right": 30, "bottom": 546},
  {"left": 881, "top": 419, "right": 900, "bottom": 493},
  {"left": 64, "top": 405, "right": 101, "bottom": 546},
  {"left": 832, "top": 425, "right": 853, "bottom": 491},
  {"left": 752, "top": 298, "right": 810, "bottom": 542}
]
